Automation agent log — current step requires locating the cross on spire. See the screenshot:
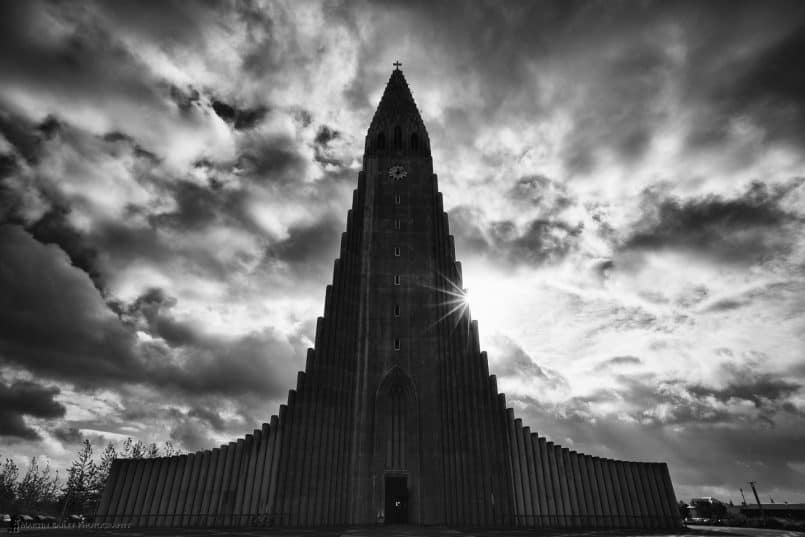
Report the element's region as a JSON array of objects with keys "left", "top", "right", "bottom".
[{"left": 393, "top": 60, "right": 402, "bottom": 70}]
